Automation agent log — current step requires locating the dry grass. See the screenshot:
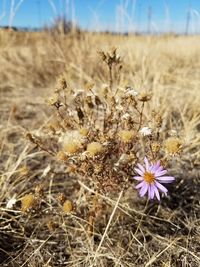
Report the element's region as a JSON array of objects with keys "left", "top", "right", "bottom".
[{"left": 0, "top": 31, "right": 200, "bottom": 267}]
